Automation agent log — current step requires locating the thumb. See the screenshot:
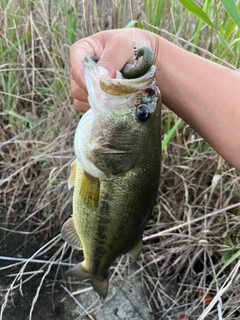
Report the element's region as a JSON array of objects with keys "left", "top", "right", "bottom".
[{"left": 95, "top": 35, "right": 134, "bottom": 78}]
